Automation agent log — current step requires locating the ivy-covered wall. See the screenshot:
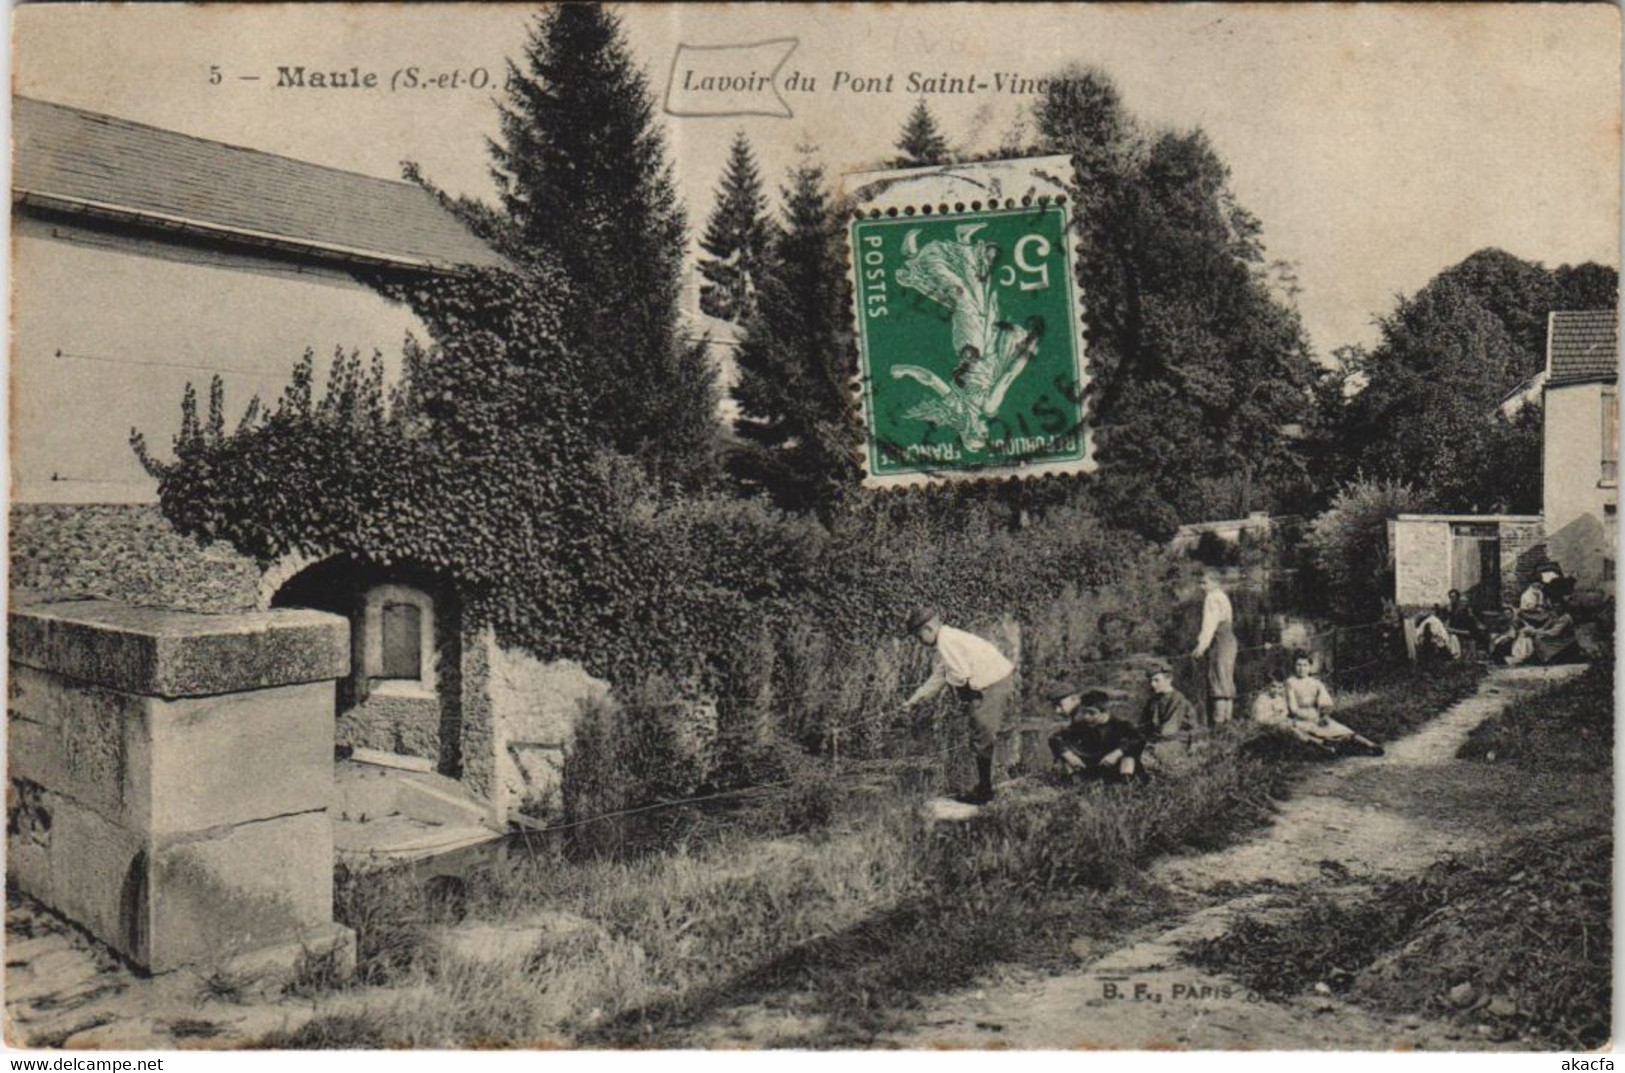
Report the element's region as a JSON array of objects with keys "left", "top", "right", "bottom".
[{"left": 10, "top": 504, "right": 263, "bottom": 613}]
